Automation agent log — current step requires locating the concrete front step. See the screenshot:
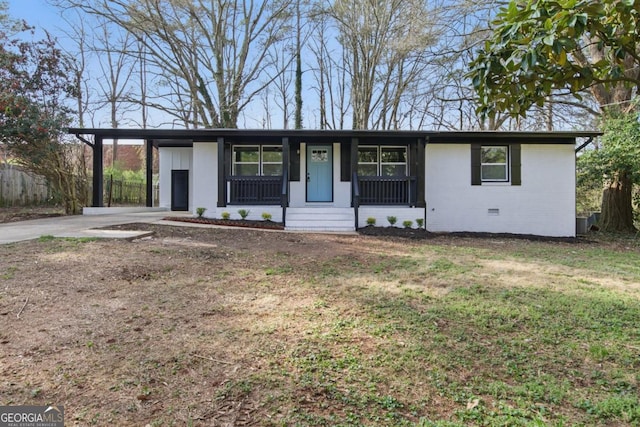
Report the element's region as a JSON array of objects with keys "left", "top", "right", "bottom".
[{"left": 285, "top": 207, "right": 355, "bottom": 232}]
